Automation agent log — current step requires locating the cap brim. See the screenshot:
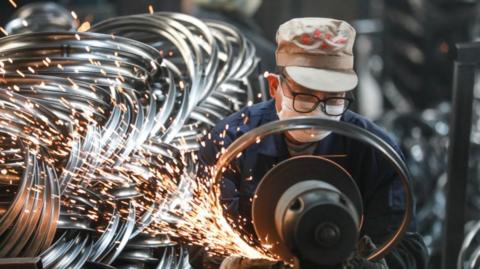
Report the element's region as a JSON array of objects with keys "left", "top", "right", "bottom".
[{"left": 285, "top": 66, "right": 358, "bottom": 92}]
